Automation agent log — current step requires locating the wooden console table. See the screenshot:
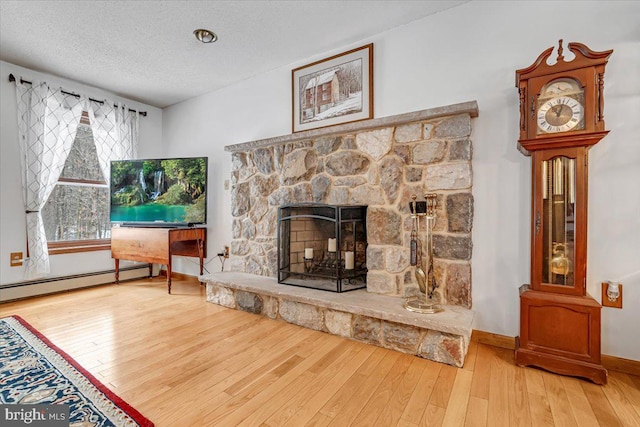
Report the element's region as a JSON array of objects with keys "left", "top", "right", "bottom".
[{"left": 111, "top": 226, "right": 206, "bottom": 293}]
